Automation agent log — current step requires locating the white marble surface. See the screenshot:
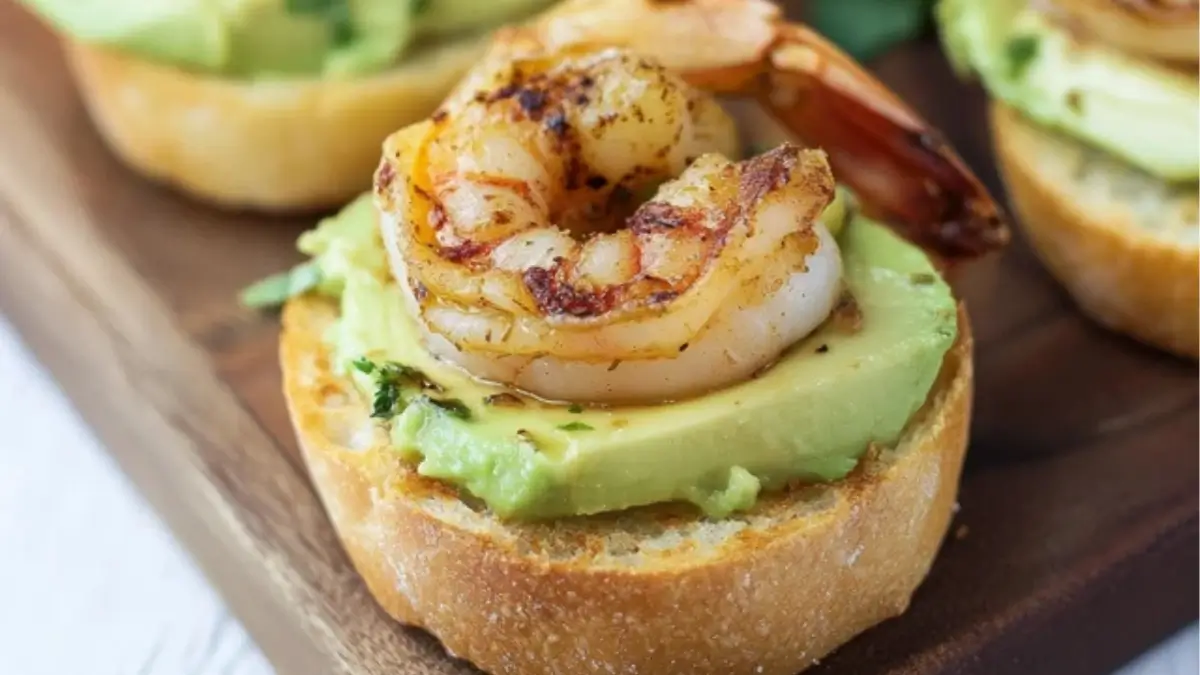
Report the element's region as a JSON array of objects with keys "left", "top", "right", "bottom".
[{"left": 0, "top": 313, "right": 1194, "bottom": 675}]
